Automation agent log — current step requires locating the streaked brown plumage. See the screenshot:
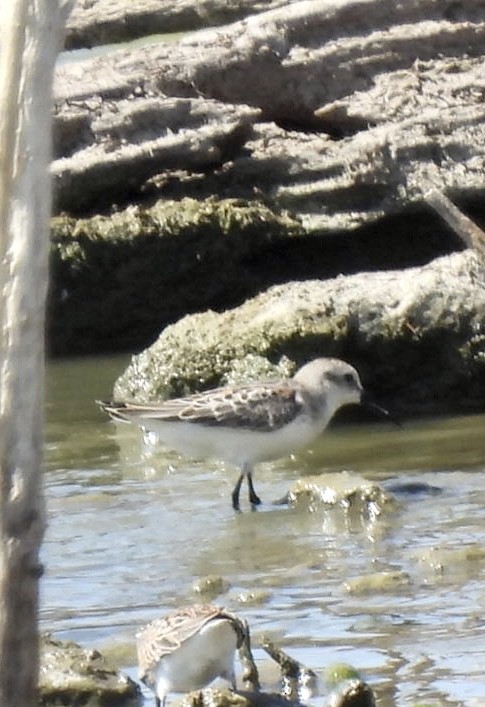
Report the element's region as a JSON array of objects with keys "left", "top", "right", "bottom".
[{"left": 136, "top": 604, "right": 248, "bottom": 707}]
